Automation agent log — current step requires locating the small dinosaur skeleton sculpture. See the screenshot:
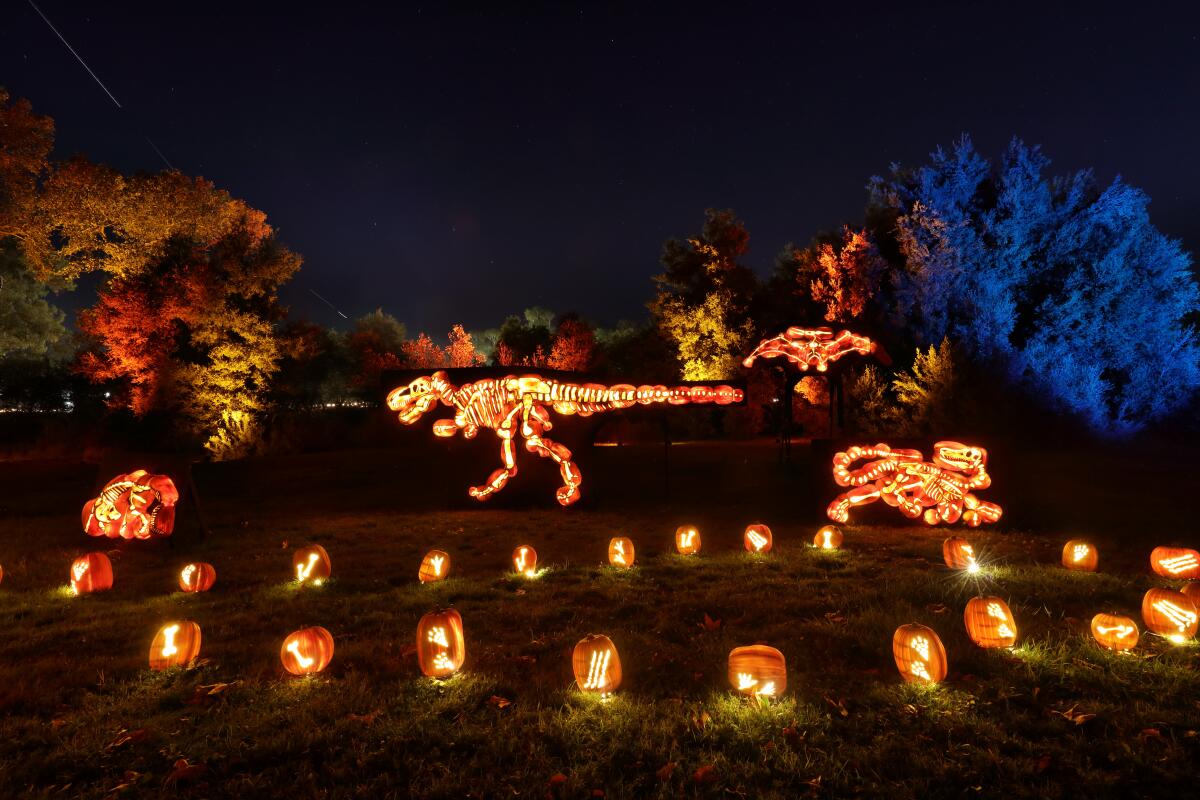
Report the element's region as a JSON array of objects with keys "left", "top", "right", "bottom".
[
  {"left": 82, "top": 470, "right": 178, "bottom": 539},
  {"left": 388, "top": 371, "right": 742, "bottom": 506},
  {"left": 743, "top": 326, "right": 884, "bottom": 372},
  {"left": 826, "top": 441, "right": 1002, "bottom": 527}
]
